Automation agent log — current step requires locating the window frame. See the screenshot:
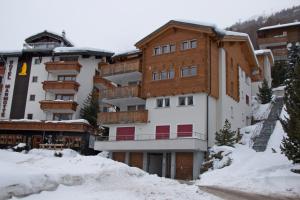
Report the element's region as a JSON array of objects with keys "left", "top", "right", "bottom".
[
  {"left": 29, "top": 94, "right": 35, "bottom": 101},
  {"left": 156, "top": 98, "right": 164, "bottom": 108},
  {"left": 32, "top": 76, "right": 38, "bottom": 83}
]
